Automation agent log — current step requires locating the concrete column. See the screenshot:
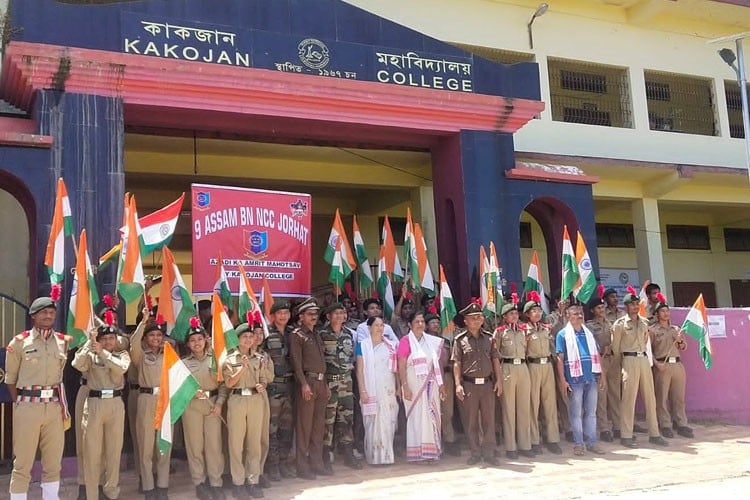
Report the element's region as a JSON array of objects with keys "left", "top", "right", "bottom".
[{"left": 632, "top": 197, "right": 666, "bottom": 288}]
